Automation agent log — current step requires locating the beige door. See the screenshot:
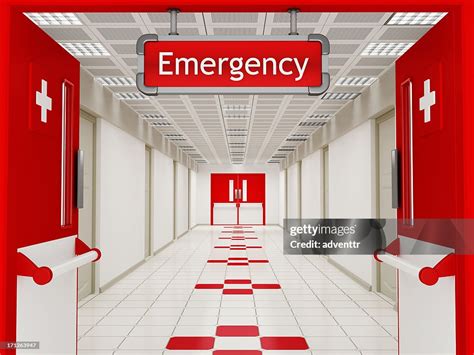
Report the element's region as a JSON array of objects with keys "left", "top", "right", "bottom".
[
  {"left": 78, "top": 115, "right": 95, "bottom": 300},
  {"left": 377, "top": 114, "right": 397, "bottom": 301},
  {"left": 145, "top": 146, "right": 152, "bottom": 257}
]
